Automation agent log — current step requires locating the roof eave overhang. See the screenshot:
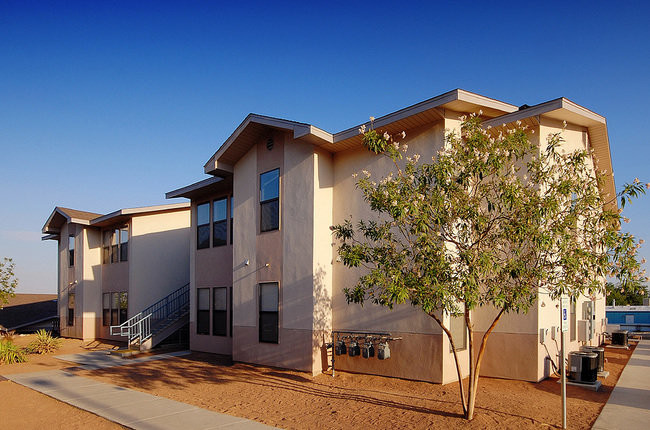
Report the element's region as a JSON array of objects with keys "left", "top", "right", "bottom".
[
  {"left": 90, "top": 203, "right": 191, "bottom": 227},
  {"left": 203, "top": 114, "right": 333, "bottom": 175},
  {"left": 41, "top": 234, "right": 59, "bottom": 241},
  {"left": 166, "top": 176, "right": 230, "bottom": 200},
  {"left": 483, "top": 98, "right": 616, "bottom": 212},
  {"left": 327, "top": 89, "right": 519, "bottom": 153}
]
